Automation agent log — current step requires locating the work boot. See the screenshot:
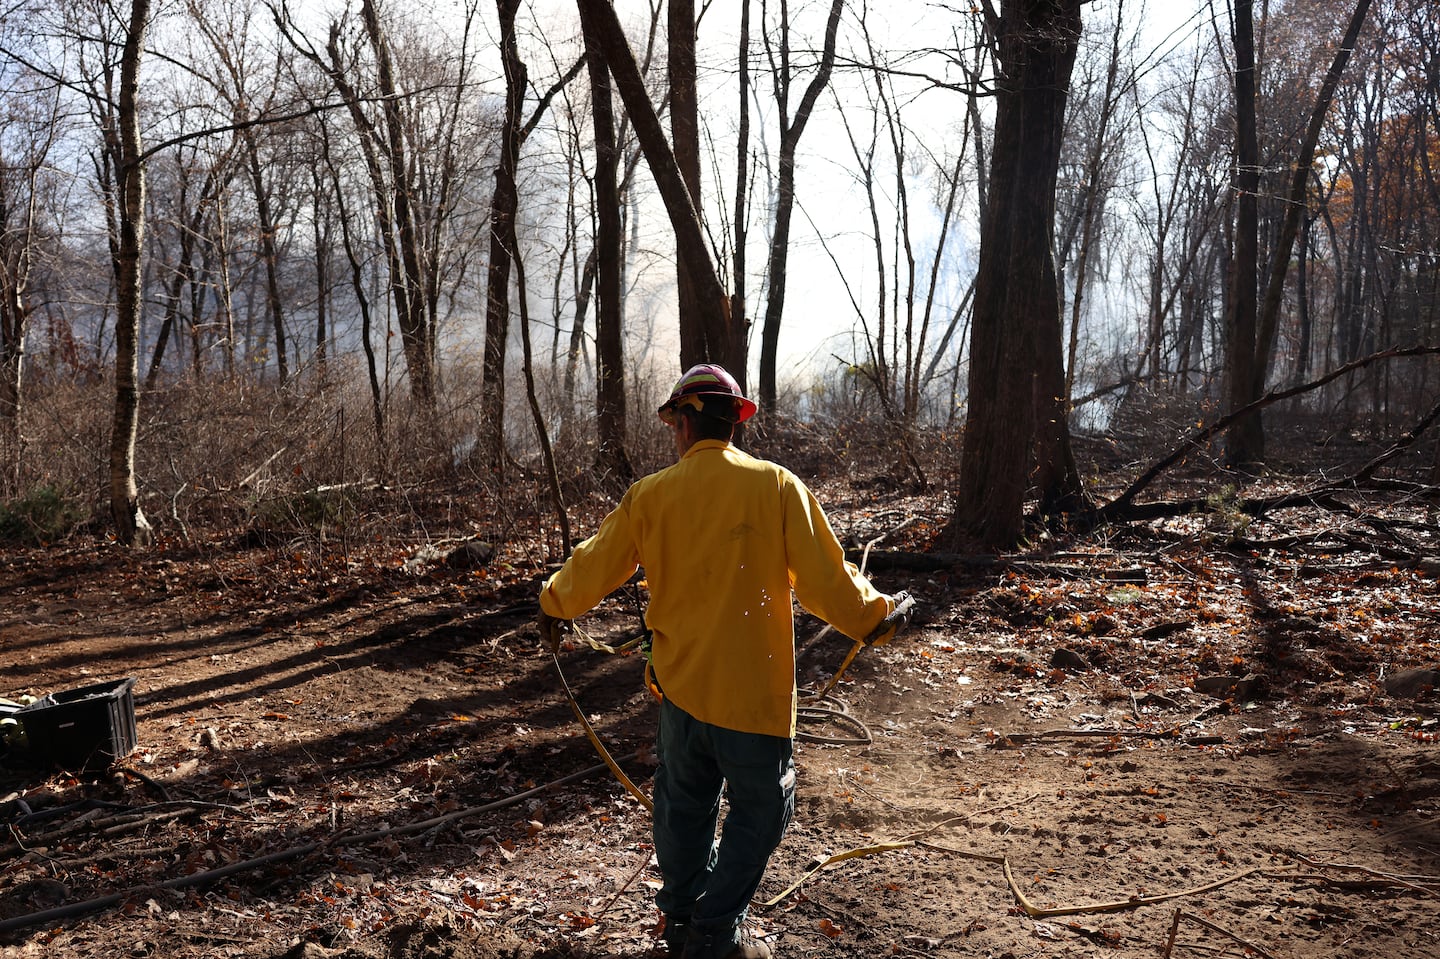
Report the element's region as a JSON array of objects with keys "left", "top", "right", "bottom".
[
  {"left": 683, "top": 926, "right": 773, "bottom": 959},
  {"left": 661, "top": 916, "right": 689, "bottom": 955}
]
